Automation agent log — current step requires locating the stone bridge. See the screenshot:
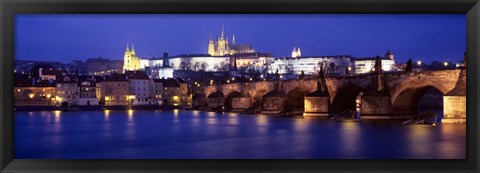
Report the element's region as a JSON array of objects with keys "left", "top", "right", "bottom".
[{"left": 194, "top": 69, "right": 466, "bottom": 123}]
